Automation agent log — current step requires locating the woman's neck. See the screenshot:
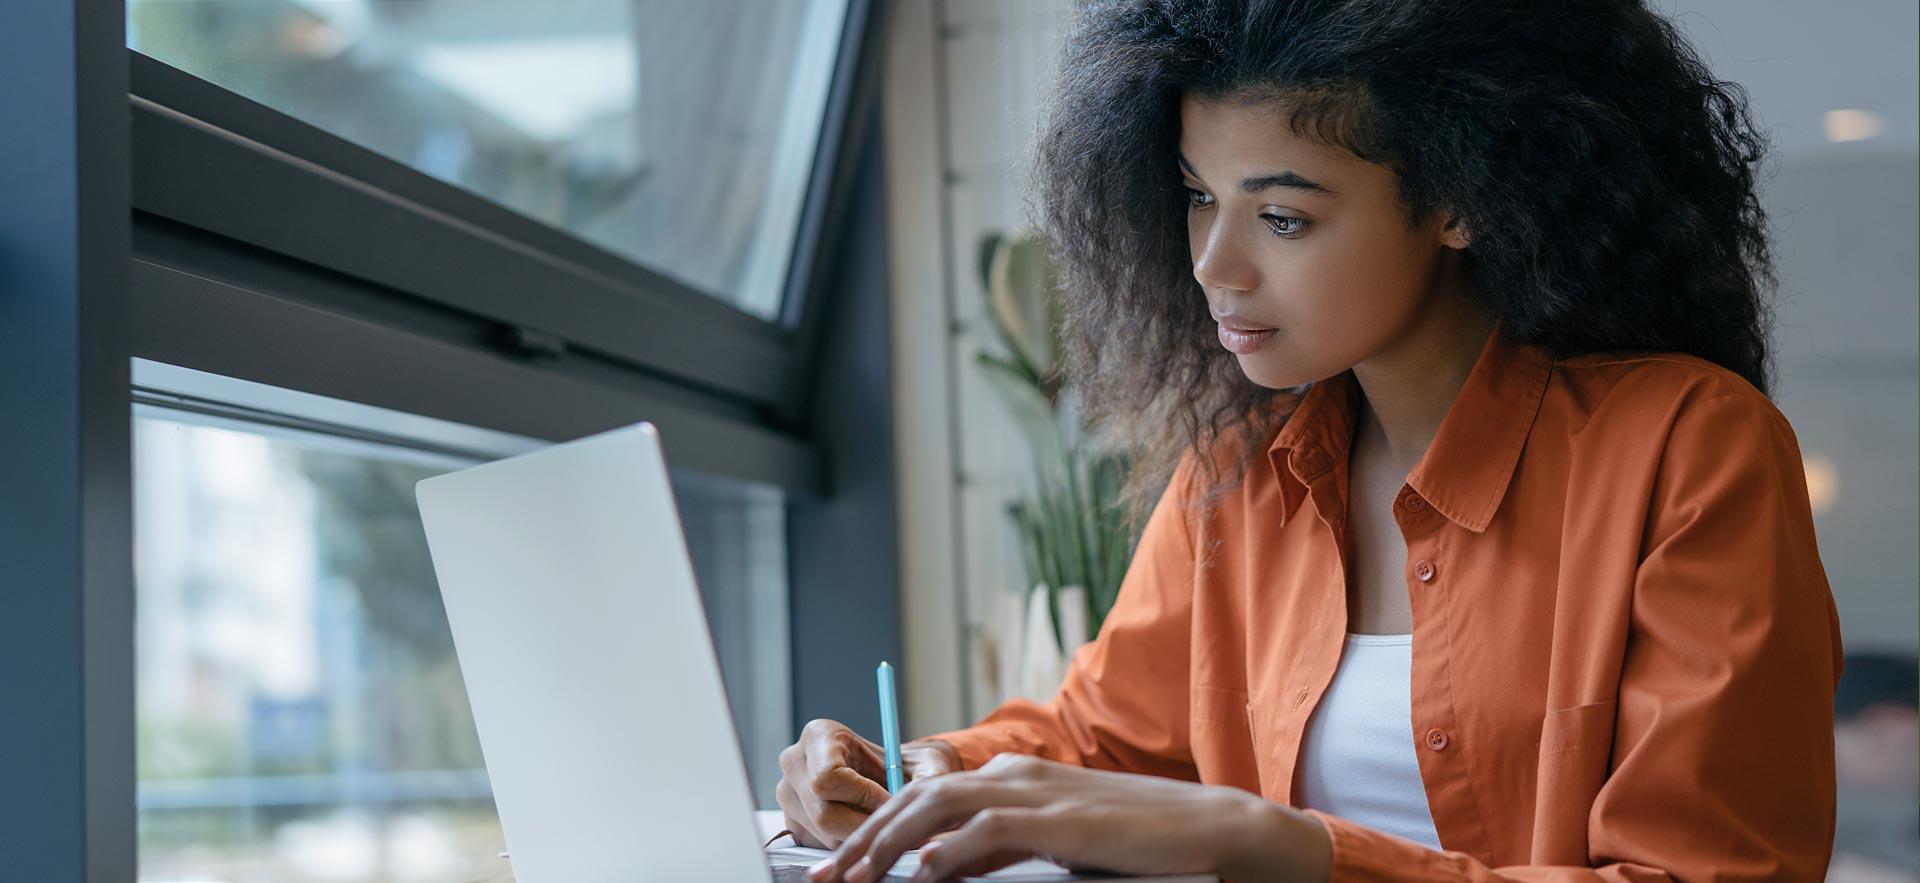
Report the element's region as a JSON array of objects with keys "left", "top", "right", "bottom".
[{"left": 1350, "top": 304, "right": 1498, "bottom": 467}]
